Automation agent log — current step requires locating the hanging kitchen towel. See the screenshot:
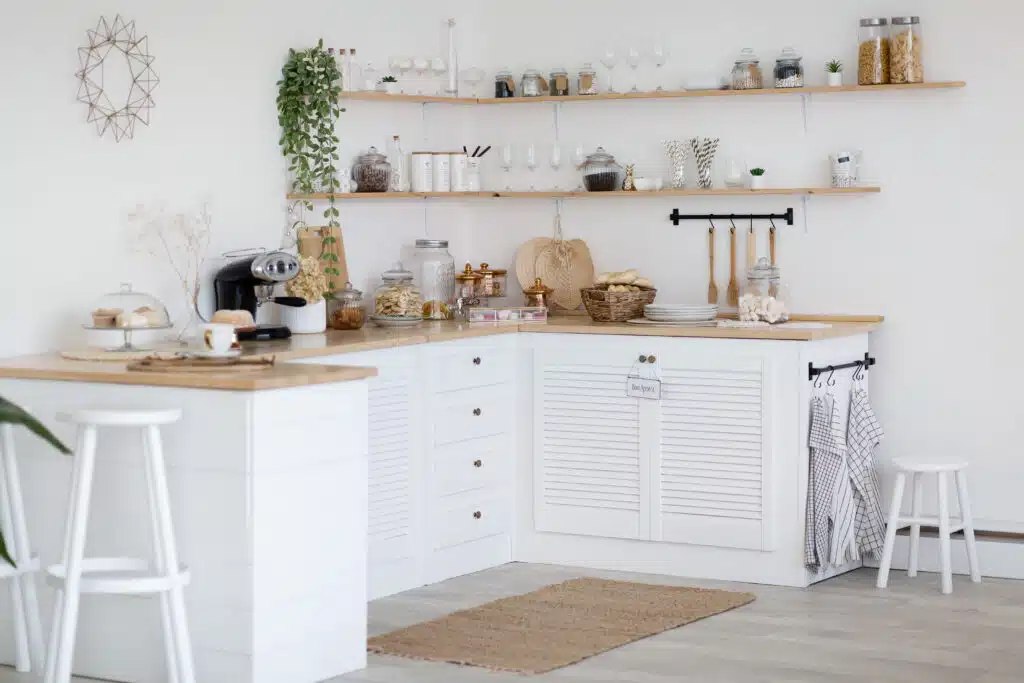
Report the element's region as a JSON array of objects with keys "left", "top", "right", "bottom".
[
  {"left": 847, "top": 386, "right": 886, "bottom": 559},
  {"left": 805, "top": 397, "right": 832, "bottom": 569},
  {"left": 805, "top": 395, "right": 857, "bottom": 569}
]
